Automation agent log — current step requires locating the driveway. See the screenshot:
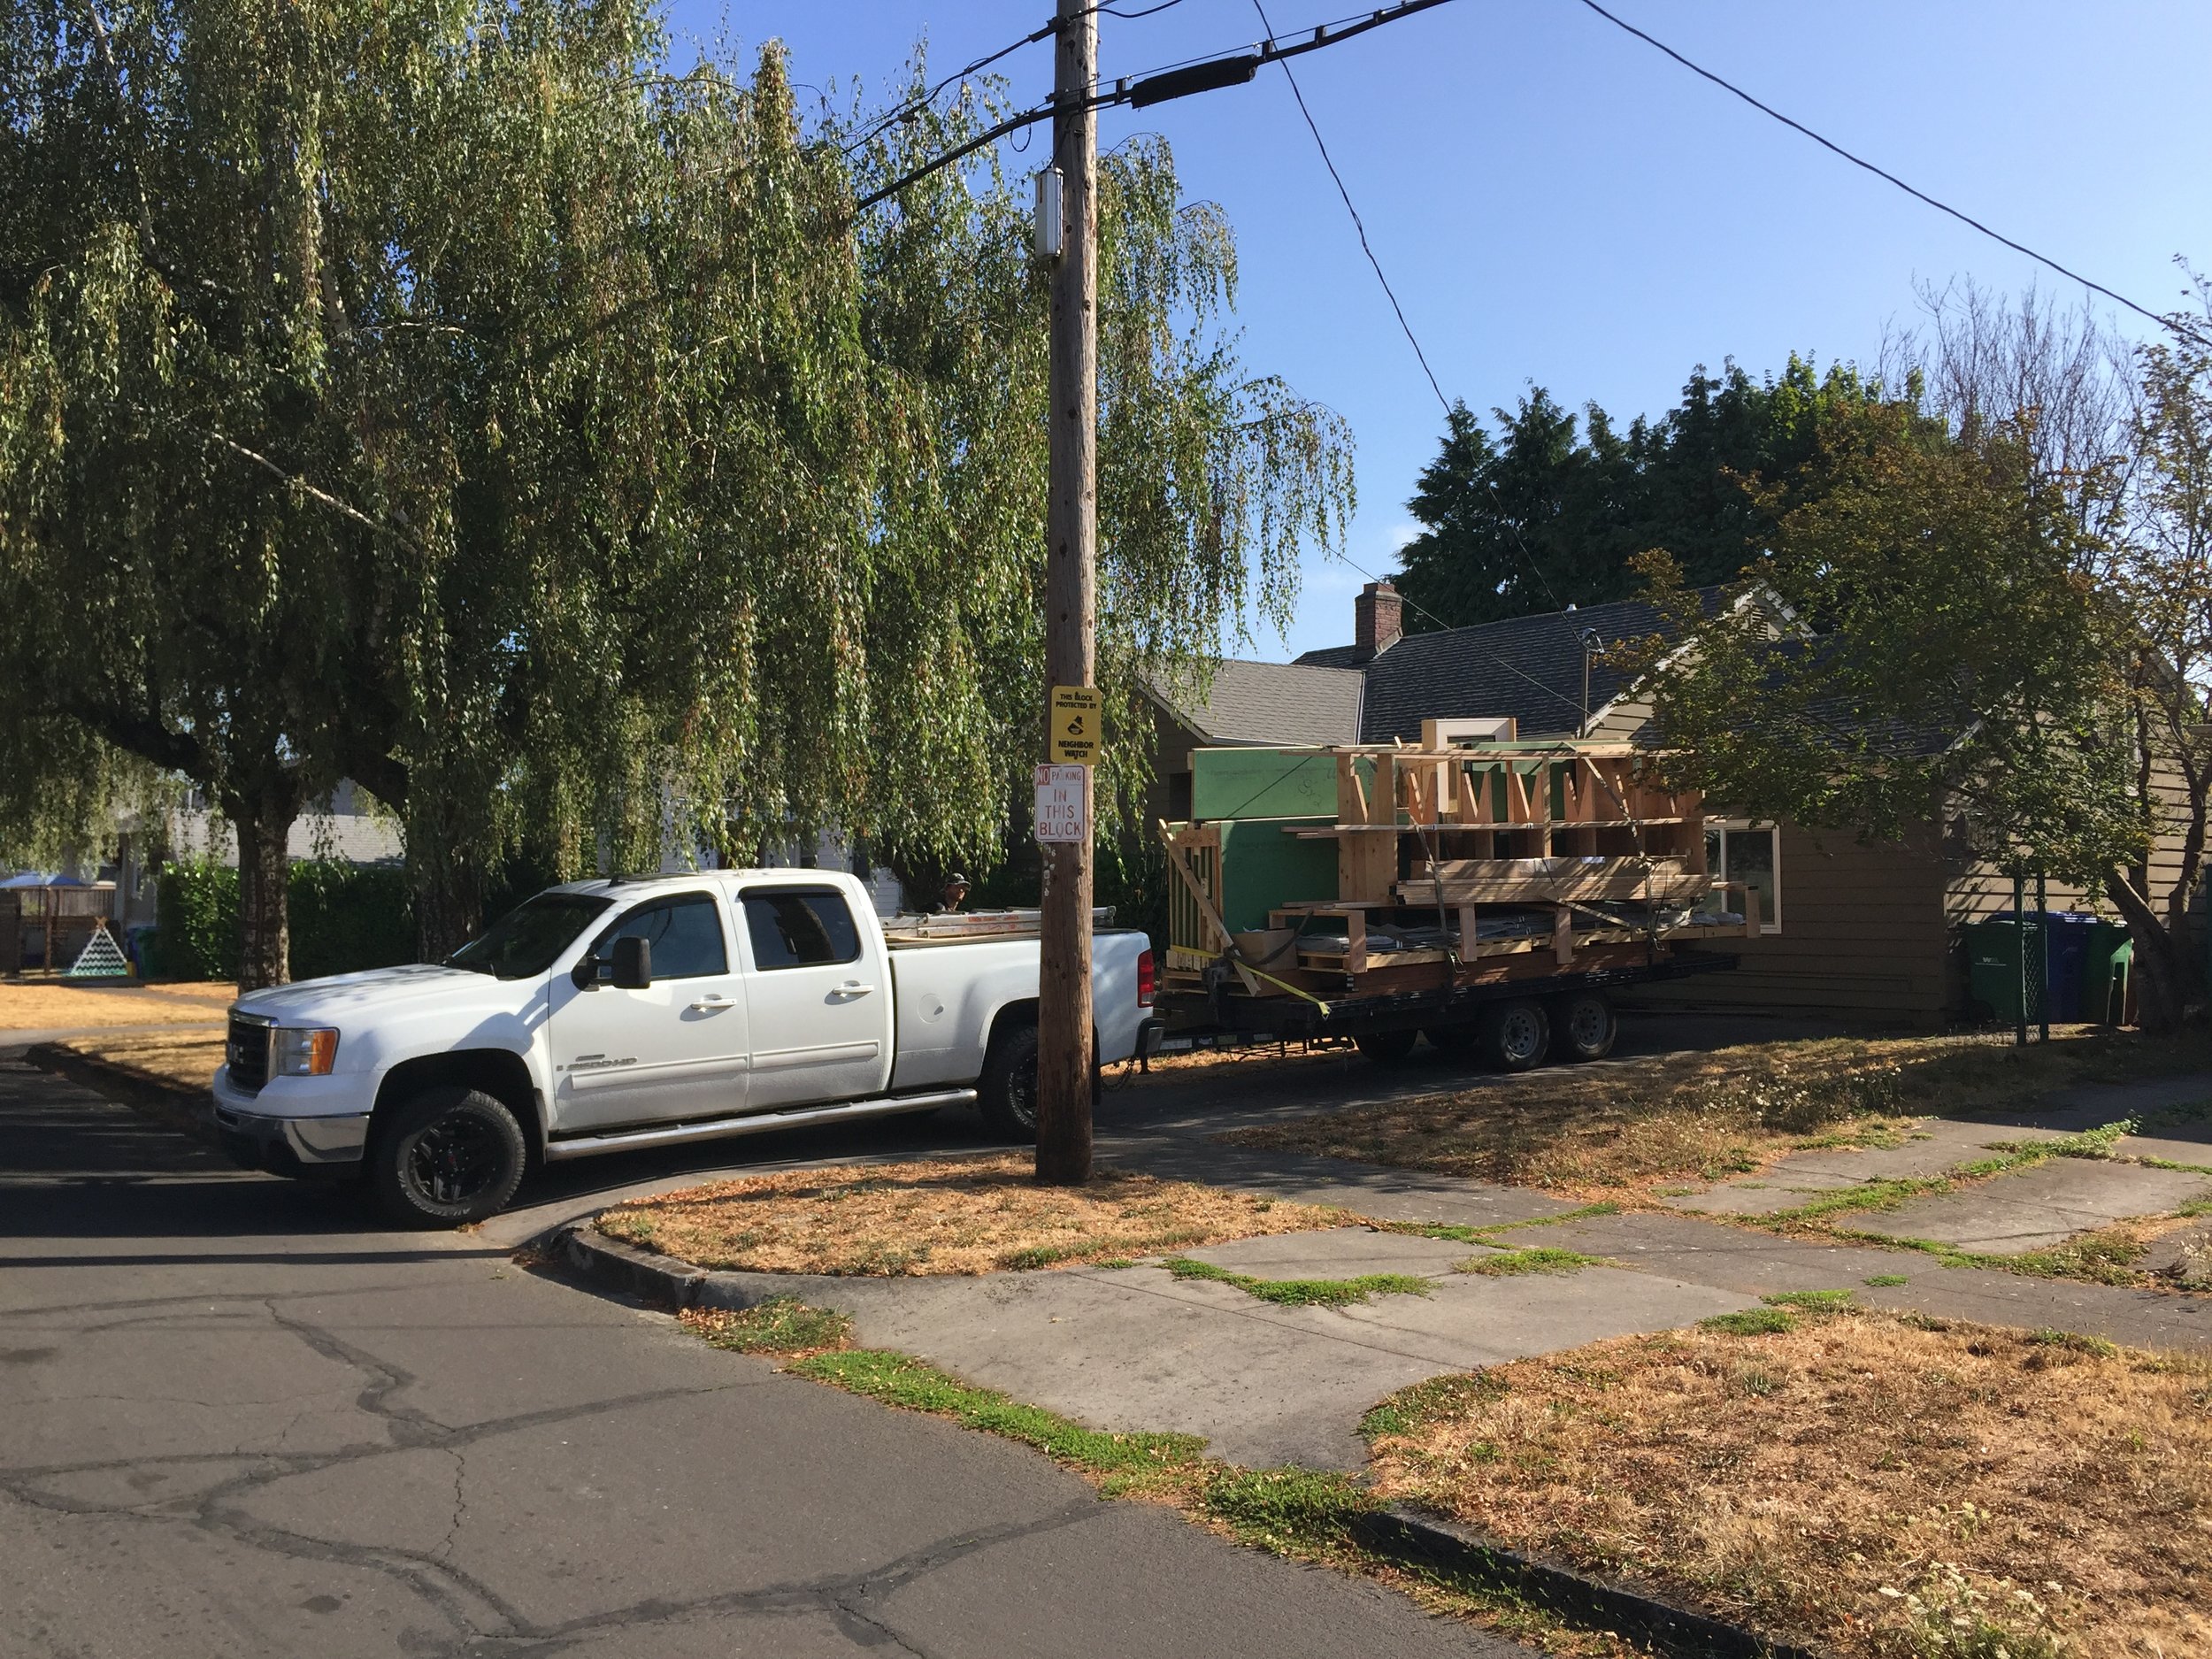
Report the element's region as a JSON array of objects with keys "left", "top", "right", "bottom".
[{"left": 0, "top": 1056, "right": 1514, "bottom": 1659}]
